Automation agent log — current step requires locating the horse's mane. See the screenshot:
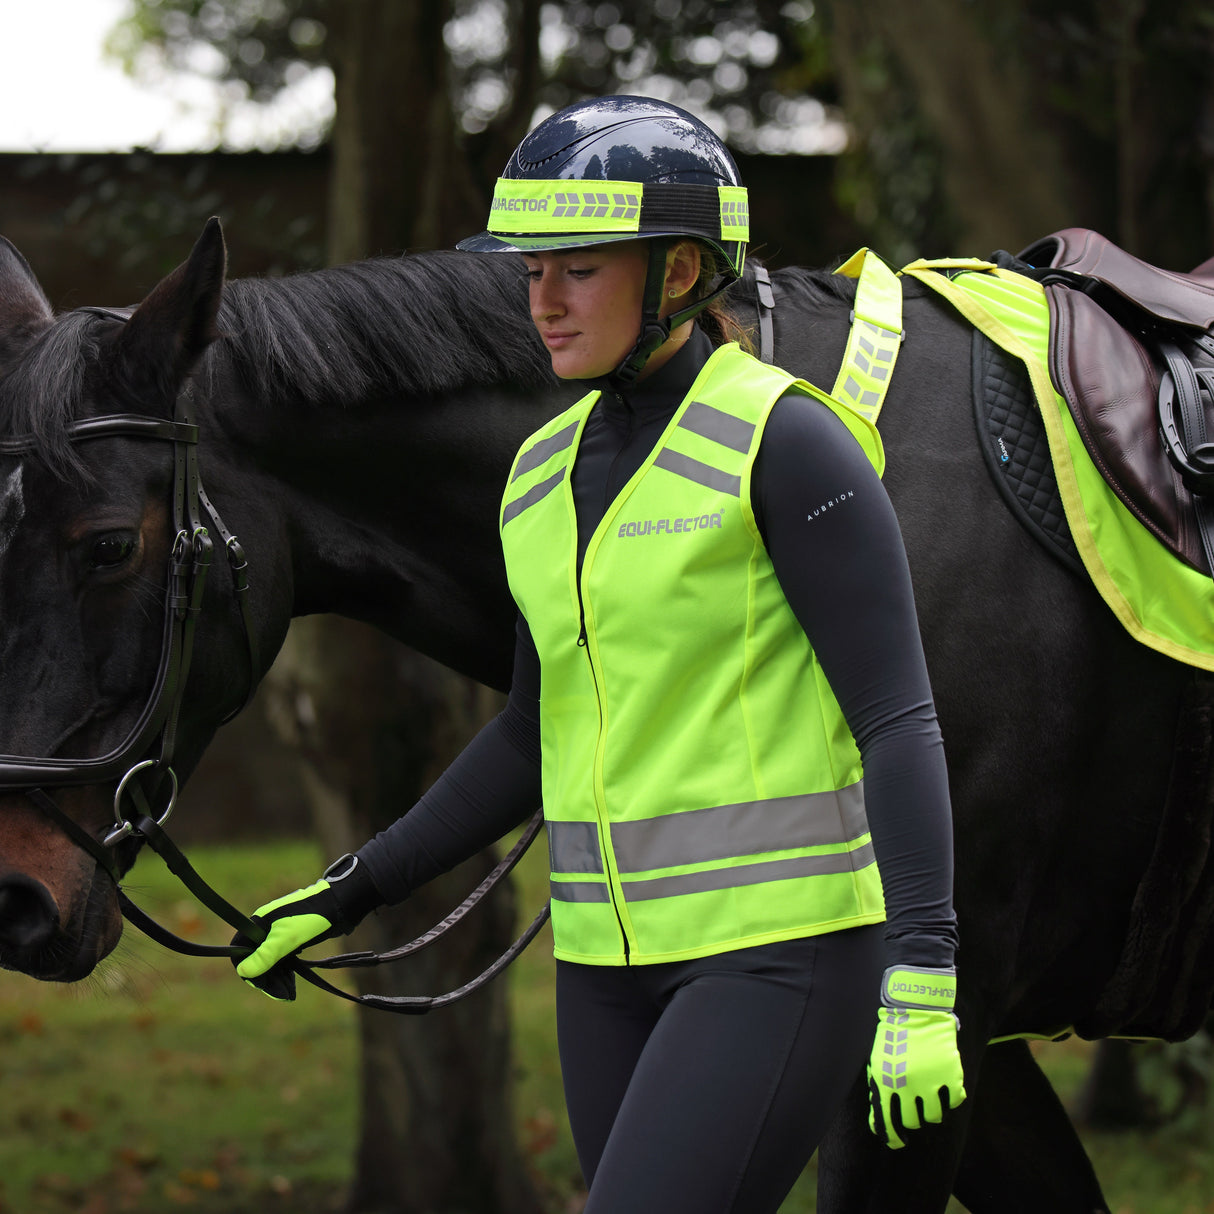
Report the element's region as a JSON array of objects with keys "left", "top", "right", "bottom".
[
  {"left": 764, "top": 262, "right": 857, "bottom": 308},
  {"left": 0, "top": 249, "right": 854, "bottom": 475},
  {"left": 215, "top": 252, "right": 855, "bottom": 407},
  {"left": 0, "top": 312, "right": 104, "bottom": 470},
  {"left": 215, "top": 249, "right": 558, "bottom": 406}
]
